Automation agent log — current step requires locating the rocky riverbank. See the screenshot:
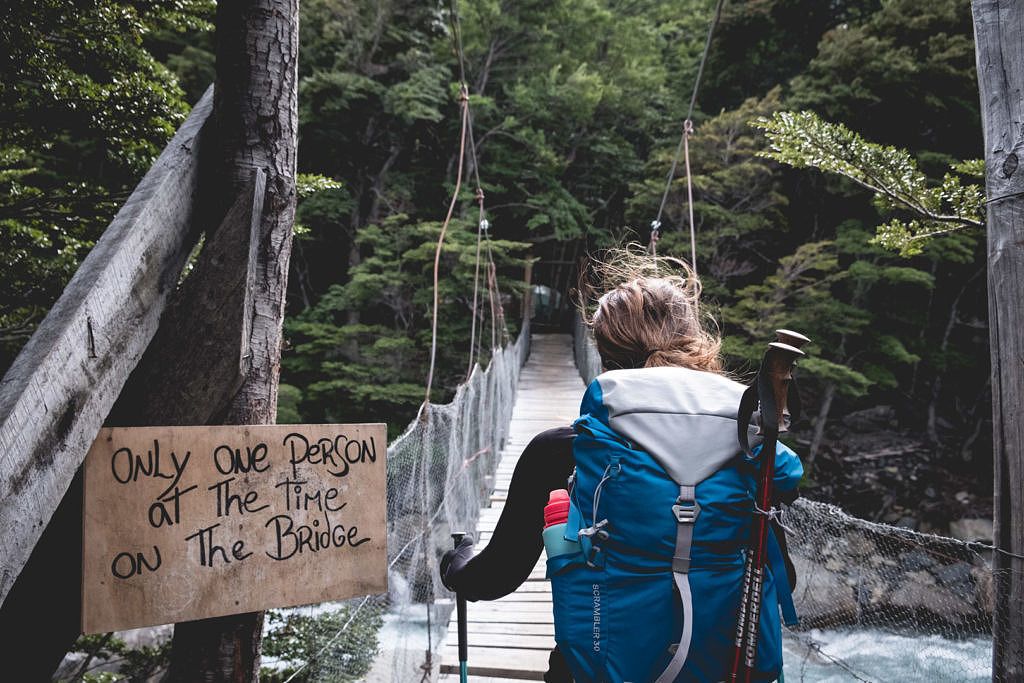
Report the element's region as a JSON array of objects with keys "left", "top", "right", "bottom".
[{"left": 795, "top": 405, "right": 993, "bottom": 539}]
